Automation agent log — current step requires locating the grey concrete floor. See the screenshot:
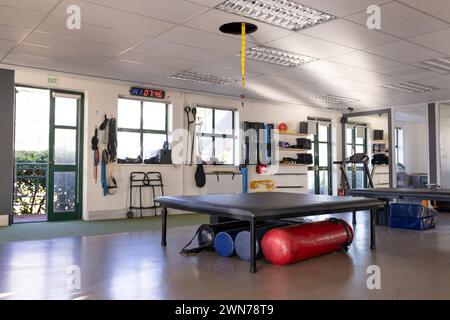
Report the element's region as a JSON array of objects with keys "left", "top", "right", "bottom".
[{"left": 1, "top": 212, "right": 450, "bottom": 300}]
